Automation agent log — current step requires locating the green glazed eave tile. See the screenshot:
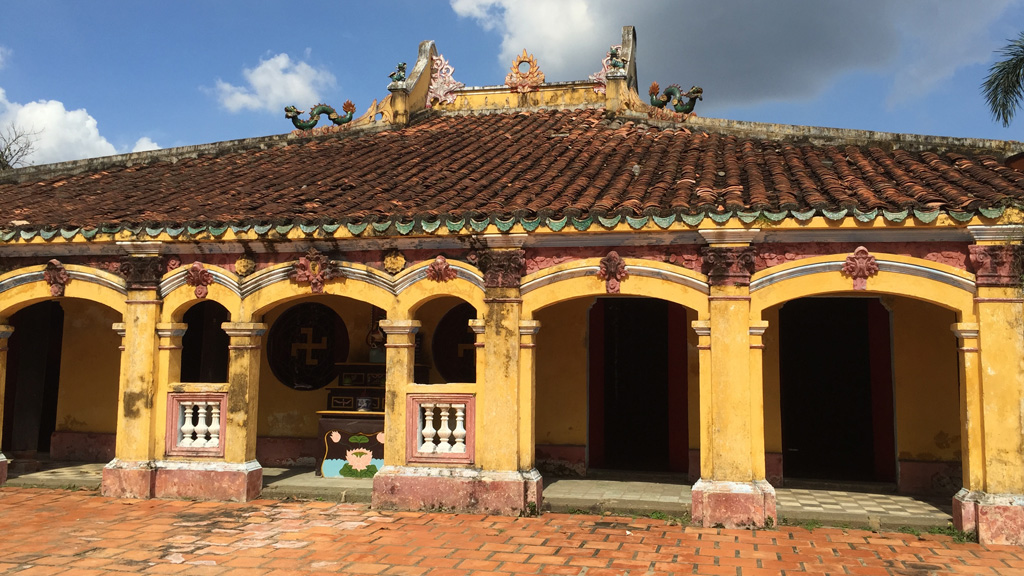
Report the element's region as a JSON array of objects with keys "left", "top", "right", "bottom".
[
  {"left": 913, "top": 209, "right": 939, "bottom": 223},
  {"left": 420, "top": 218, "right": 440, "bottom": 233},
  {"left": 597, "top": 214, "right": 621, "bottom": 228},
  {"left": 882, "top": 209, "right": 909, "bottom": 223},
  {"left": 395, "top": 220, "right": 415, "bottom": 235},
  {"left": 546, "top": 216, "right": 568, "bottom": 232},
  {"left": 737, "top": 210, "right": 761, "bottom": 224},
  {"left": 708, "top": 211, "right": 733, "bottom": 224},
  {"left": 655, "top": 213, "right": 679, "bottom": 228},
  {"left": 571, "top": 215, "right": 593, "bottom": 231},
  {"left": 625, "top": 214, "right": 649, "bottom": 229},
  {"left": 494, "top": 216, "right": 516, "bottom": 232},
  {"left": 347, "top": 222, "right": 369, "bottom": 235},
  {"left": 853, "top": 208, "right": 878, "bottom": 222},
  {"left": 821, "top": 208, "right": 848, "bottom": 221},
  {"left": 791, "top": 209, "right": 816, "bottom": 221}
]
